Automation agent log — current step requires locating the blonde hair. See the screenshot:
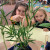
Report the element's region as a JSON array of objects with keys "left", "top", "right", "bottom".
[
  {"left": 33, "top": 8, "right": 47, "bottom": 20},
  {"left": 38, "top": 9, "right": 47, "bottom": 20}
]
